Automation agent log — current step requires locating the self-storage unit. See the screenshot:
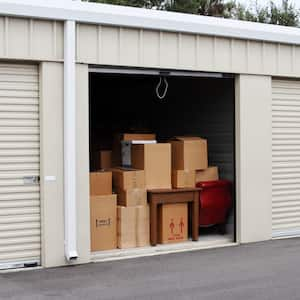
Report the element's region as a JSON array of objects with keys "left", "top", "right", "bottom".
[{"left": 0, "top": 0, "right": 299, "bottom": 270}]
